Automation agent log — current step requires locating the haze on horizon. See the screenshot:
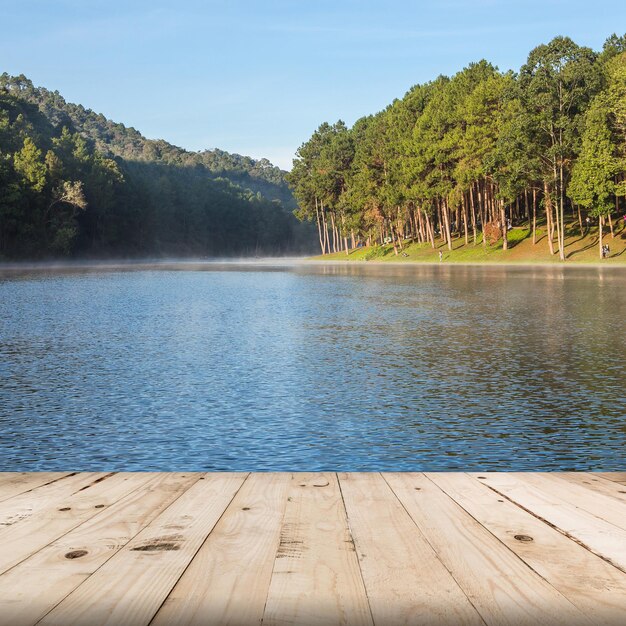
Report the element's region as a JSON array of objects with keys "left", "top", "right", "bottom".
[{"left": 2, "top": 0, "right": 626, "bottom": 170}]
